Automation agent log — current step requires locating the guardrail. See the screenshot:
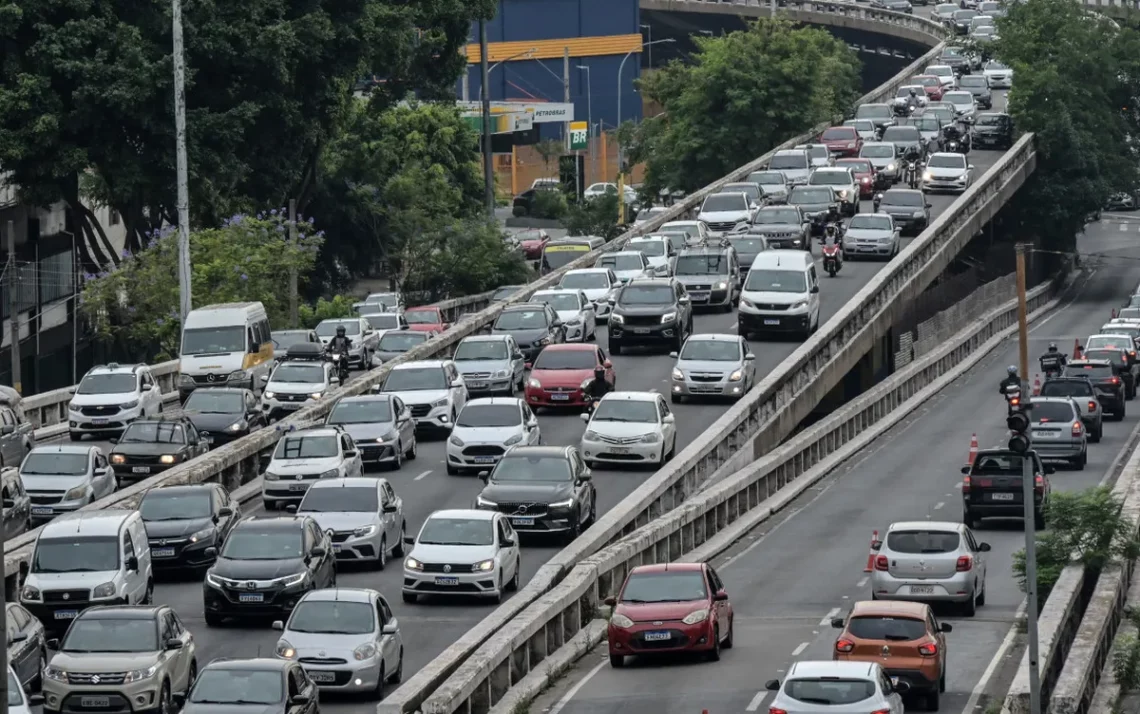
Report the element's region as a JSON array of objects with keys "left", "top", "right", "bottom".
[{"left": 411, "top": 273, "right": 1059, "bottom": 714}]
